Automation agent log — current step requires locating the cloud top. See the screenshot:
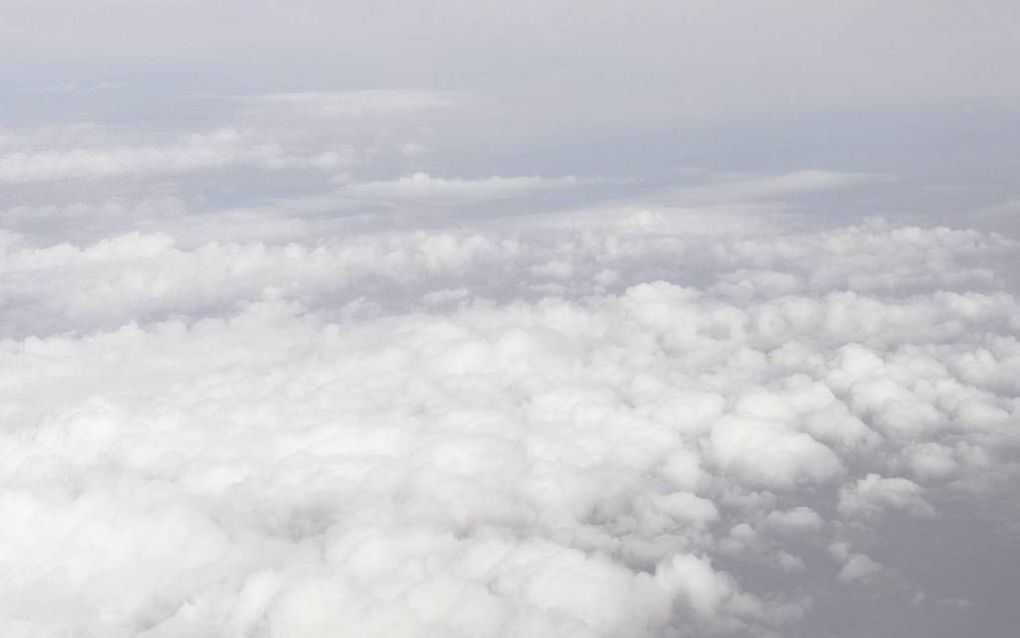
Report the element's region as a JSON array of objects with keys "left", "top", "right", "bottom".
[{"left": 1, "top": 200, "right": 1017, "bottom": 636}]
